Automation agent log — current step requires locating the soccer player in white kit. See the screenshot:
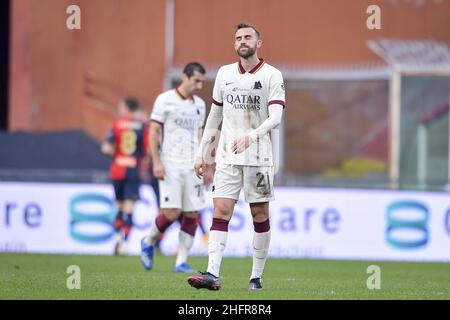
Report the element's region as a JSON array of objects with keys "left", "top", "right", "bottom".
[
  {"left": 140, "top": 62, "right": 208, "bottom": 273},
  {"left": 187, "top": 23, "right": 285, "bottom": 291}
]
